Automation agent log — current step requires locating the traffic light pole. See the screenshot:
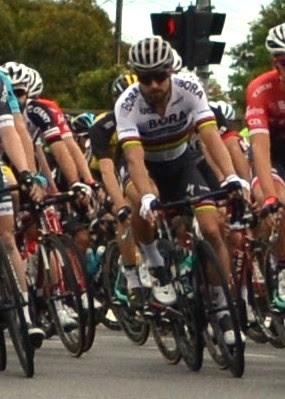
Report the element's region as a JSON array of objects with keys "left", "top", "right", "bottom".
[
  {"left": 195, "top": 0, "right": 211, "bottom": 94},
  {"left": 115, "top": 0, "right": 123, "bottom": 65}
]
